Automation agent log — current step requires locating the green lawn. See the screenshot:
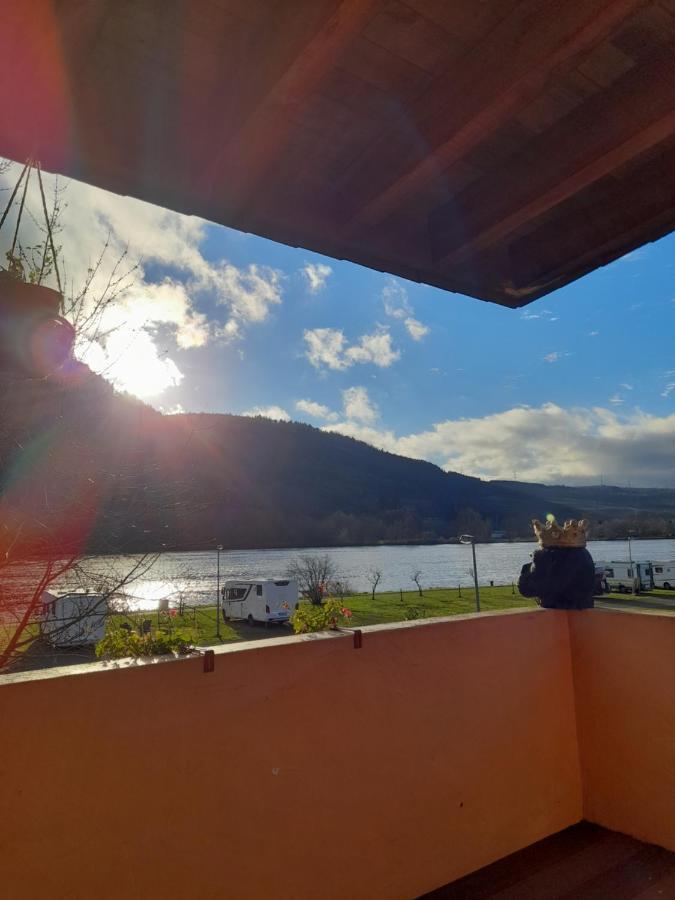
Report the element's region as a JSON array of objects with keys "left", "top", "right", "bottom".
[
  {"left": 113, "top": 584, "right": 675, "bottom": 645},
  {"left": 340, "top": 584, "right": 535, "bottom": 626},
  {"left": 105, "top": 584, "right": 536, "bottom": 646}
]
